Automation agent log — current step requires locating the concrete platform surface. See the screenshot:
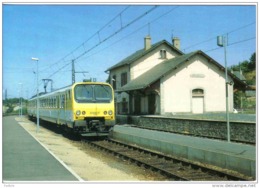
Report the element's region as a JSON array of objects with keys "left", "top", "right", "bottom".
[
  {"left": 3, "top": 116, "right": 79, "bottom": 181},
  {"left": 111, "top": 125, "right": 256, "bottom": 178}
]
